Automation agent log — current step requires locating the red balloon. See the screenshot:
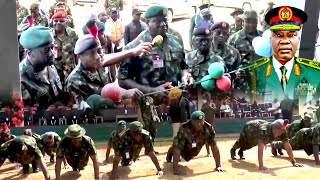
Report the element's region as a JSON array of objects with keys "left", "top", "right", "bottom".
[
  {"left": 101, "top": 84, "right": 122, "bottom": 102},
  {"left": 12, "top": 117, "right": 22, "bottom": 126},
  {"left": 216, "top": 76, "right": 231, "bottom": 91}
]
